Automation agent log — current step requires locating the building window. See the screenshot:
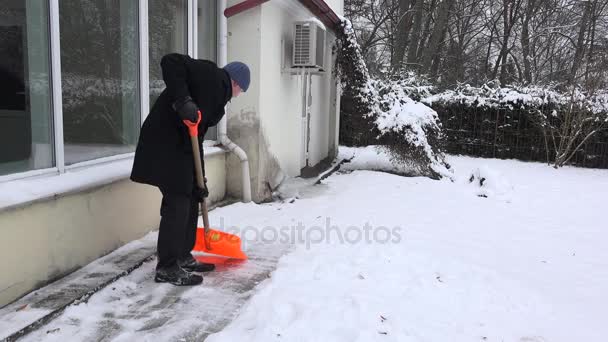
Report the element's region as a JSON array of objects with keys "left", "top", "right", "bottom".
[
  {"left": 0, "top": 1, "right": 54, "bottom": 176},
  {"left": 59, "top": 0, "right": 140, "bottom": 165},
  {"left": 1, "top": 0, "right": 221, "bottom": 182},
  {"left": 198, "top": 0, "right": 218, "bottom": 141},
  {"left": 148, "top": 0, "right": 188, "bottom": 105},
  {"left": 198, "top": 0, "right": 217, "bottom": 62}
]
